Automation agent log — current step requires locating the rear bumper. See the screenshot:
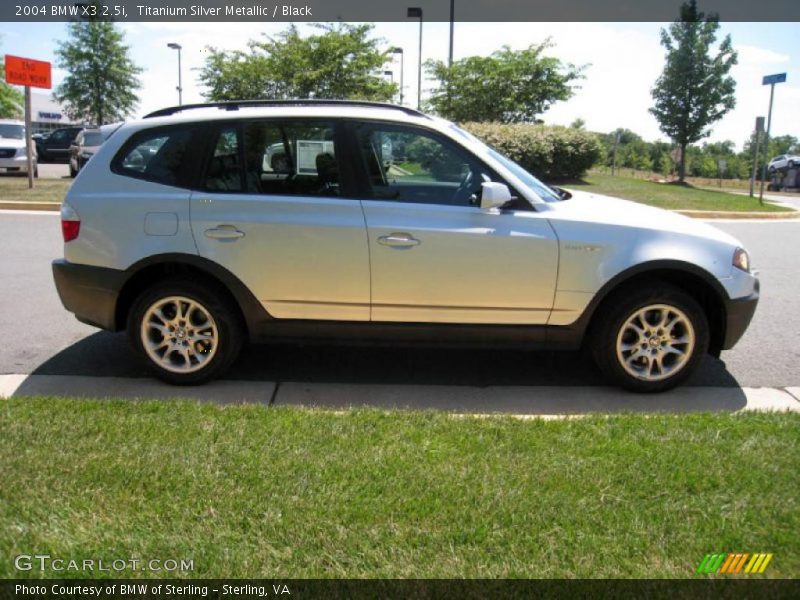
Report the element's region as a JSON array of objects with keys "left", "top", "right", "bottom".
[
  {"left": 722, "top": 279, "right": 759, "bottom": 350},
  {"left": 52, "top": 259, "right": 125, "bottom": 331}
]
